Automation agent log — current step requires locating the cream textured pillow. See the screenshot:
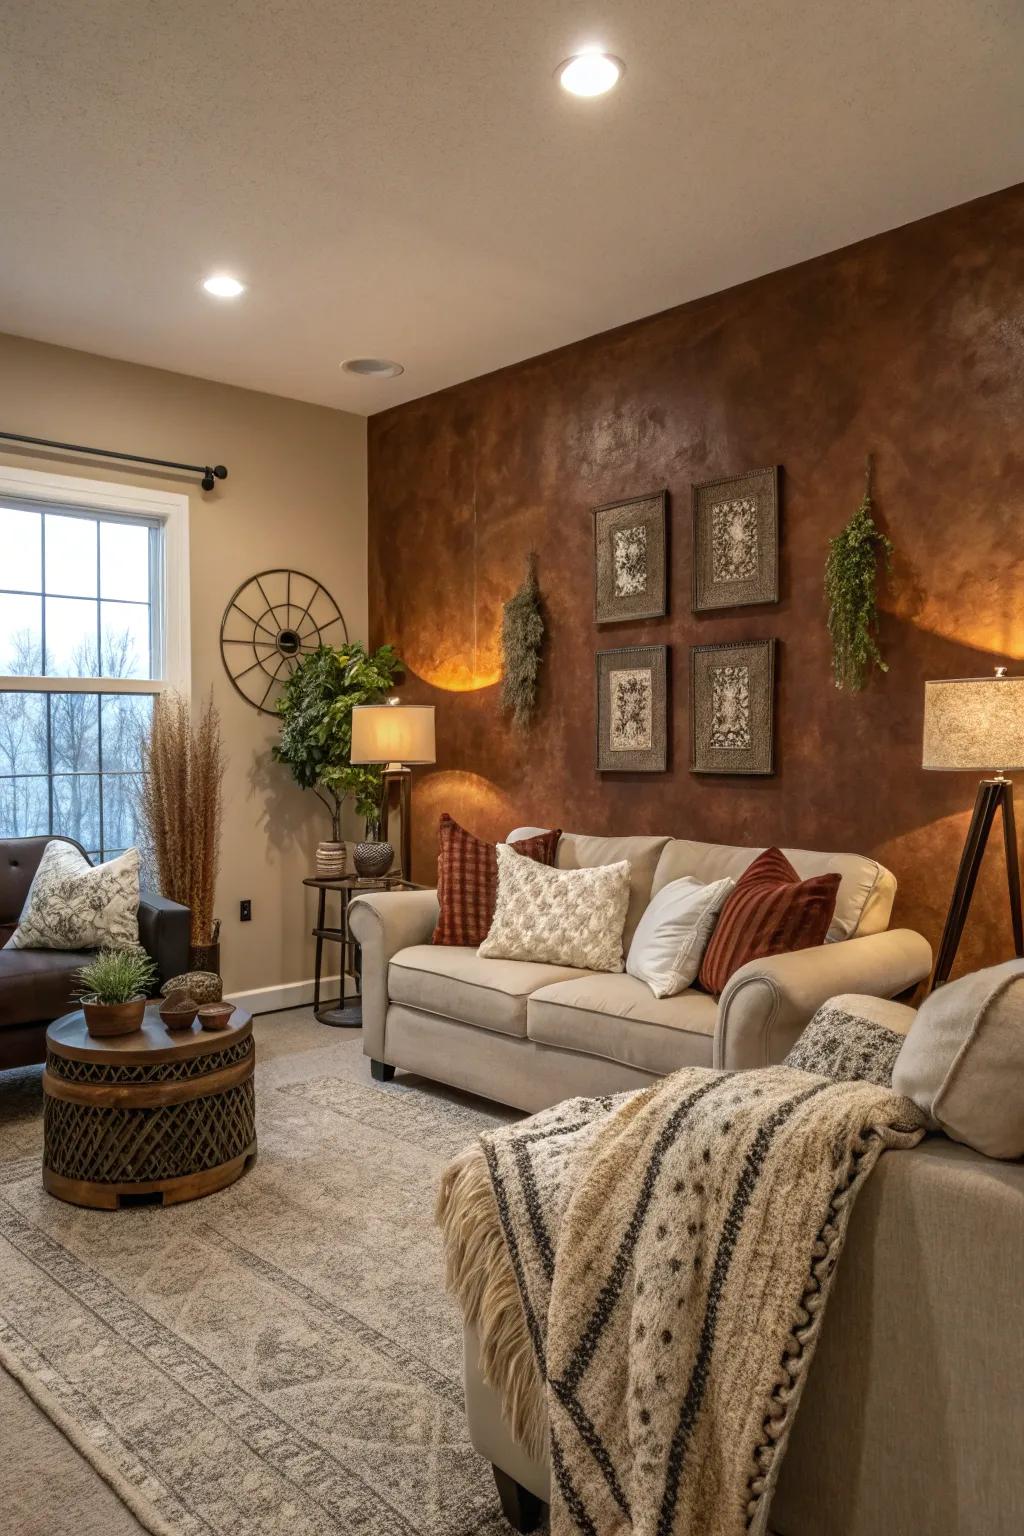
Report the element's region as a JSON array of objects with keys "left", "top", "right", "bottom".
[
  {"left": 893, "top": 958, "right": 1024, "bottom": 1160},
  {"left": 4, "top": 841, "right": 141, "bottom": 951},
  {"left": 479, "top": 844, "right": 631, "bottom": 973},
  {"left": 626, "top": 876, "right": 734, "bottom": 998}
]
